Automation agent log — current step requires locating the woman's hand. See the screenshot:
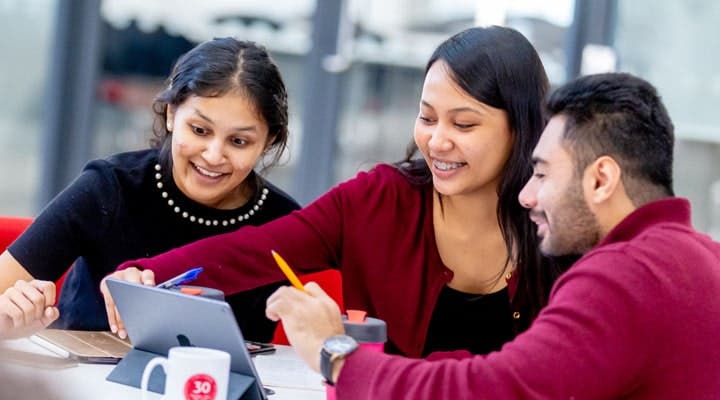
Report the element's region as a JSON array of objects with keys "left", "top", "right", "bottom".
[
  {"left": 0, "top": 280, "right": 59, "bottom": 340},
  {"left": 100, "top": 267, "right": 155, "bottom": 339}
]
